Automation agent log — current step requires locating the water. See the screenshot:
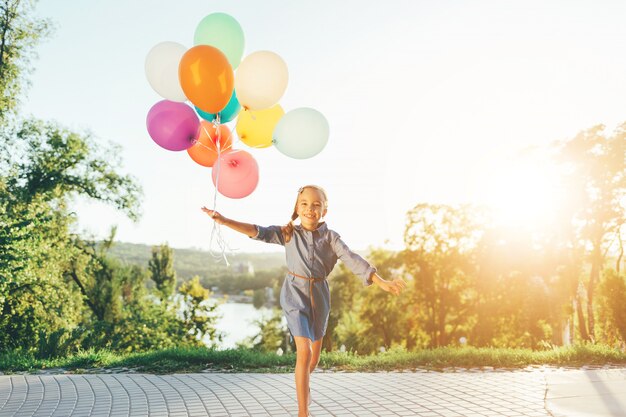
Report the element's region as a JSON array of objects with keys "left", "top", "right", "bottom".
[{"left": 210, "top": 302, "right": 272, "bottom": 349}]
